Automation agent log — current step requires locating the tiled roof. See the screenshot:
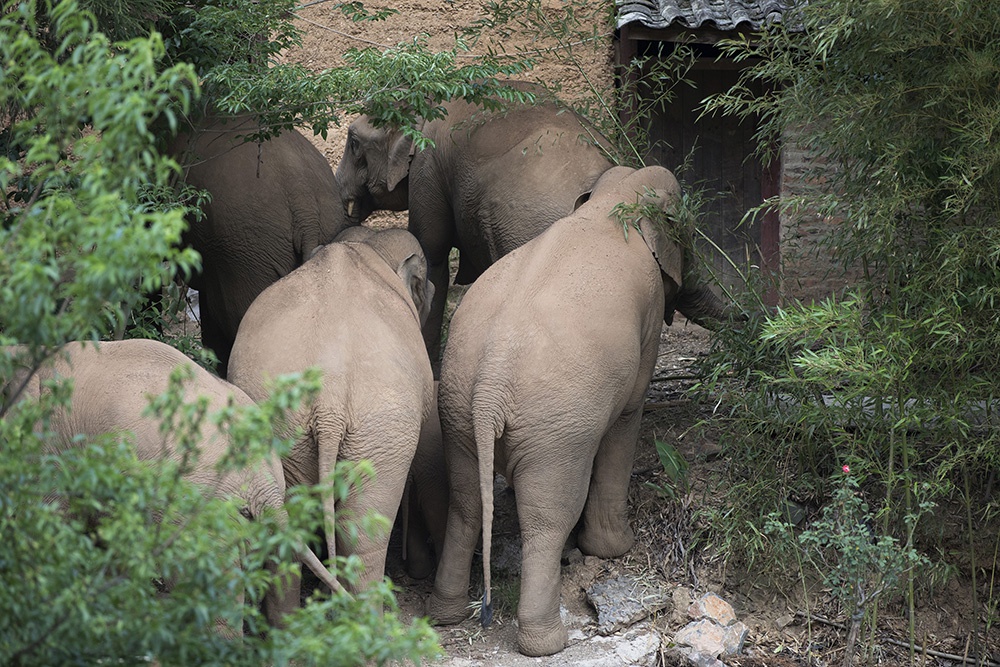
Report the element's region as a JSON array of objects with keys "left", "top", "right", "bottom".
[{"left": 617, "top": 0, "right": 800, "bottom": 31}]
